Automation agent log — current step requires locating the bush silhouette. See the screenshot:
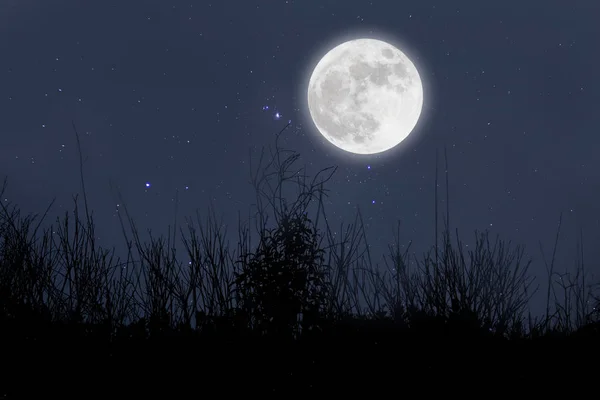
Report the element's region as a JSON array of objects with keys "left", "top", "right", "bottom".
[{"left": 235, "top": 211, "right": 329, "bottom": 338}]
